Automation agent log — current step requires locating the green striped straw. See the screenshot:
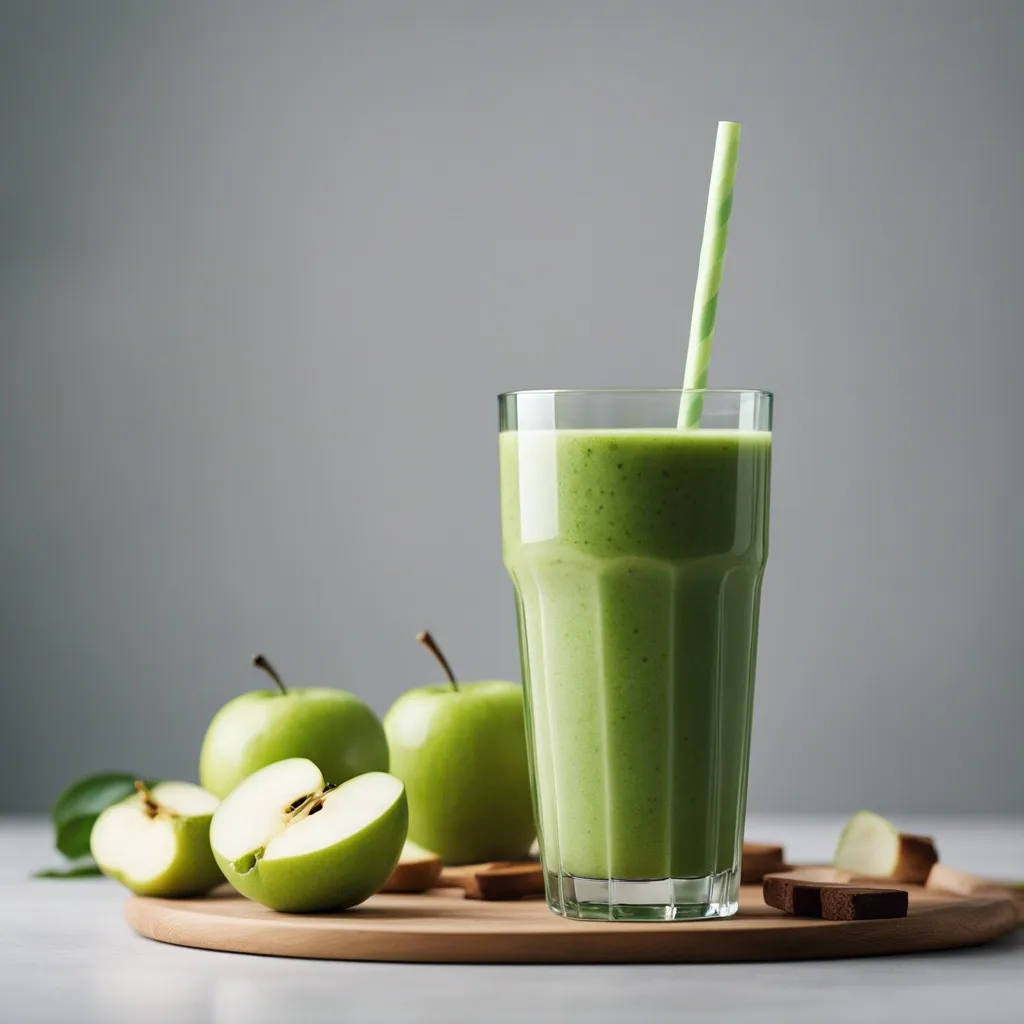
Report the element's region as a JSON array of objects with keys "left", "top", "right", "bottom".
[{"left": 678, "top": 121, "right": 742, "bottom": 428}]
